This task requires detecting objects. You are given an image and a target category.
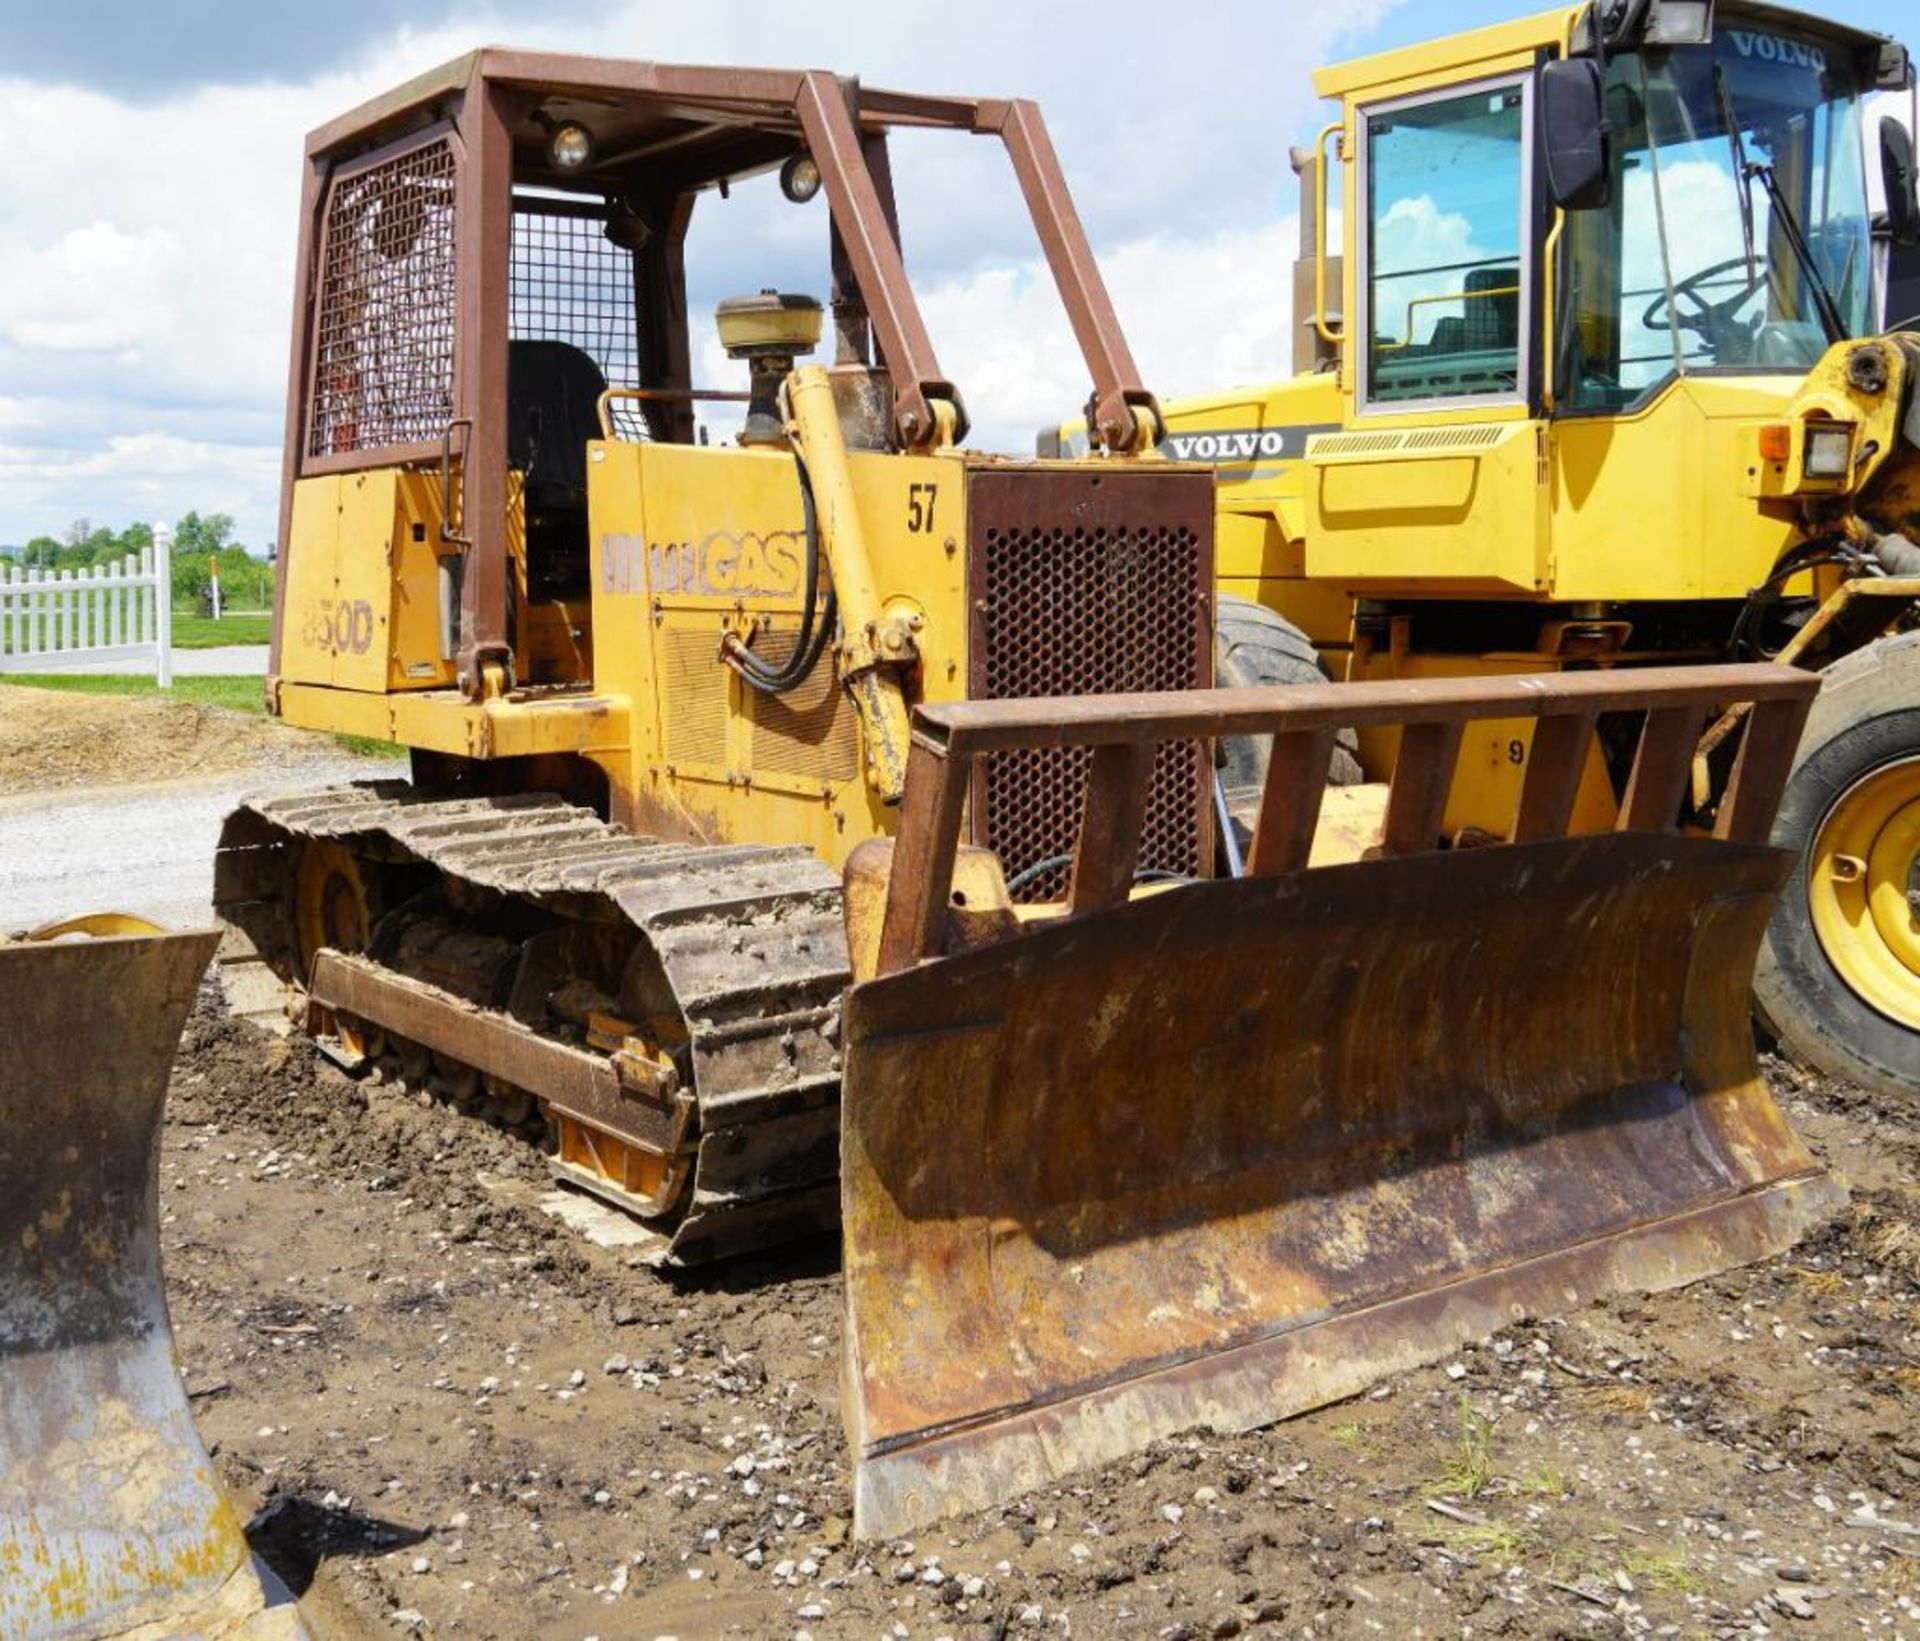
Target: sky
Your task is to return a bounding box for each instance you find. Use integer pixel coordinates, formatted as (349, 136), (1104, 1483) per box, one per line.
(0, 0), (1913, 548)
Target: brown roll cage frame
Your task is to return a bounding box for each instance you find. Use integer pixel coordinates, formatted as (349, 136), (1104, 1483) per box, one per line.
(270, 51), (1163, 700)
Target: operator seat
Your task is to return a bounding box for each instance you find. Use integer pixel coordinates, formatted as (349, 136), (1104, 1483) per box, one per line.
(1462, 266), (1519, 351)
(507, 339), (605, 599)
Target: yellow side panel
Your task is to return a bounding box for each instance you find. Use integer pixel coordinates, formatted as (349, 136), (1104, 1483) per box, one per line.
(1305, 422), (1549, 594)
(1160, 373), (1354, 653)
(388, 472), (459, 692)
(1549, 376), (1803, 603)
(281, 469), (462, 694)
(1349, 652), (1619, 838)
(280, 477), (345, 688)
(328, 471), (403, 693)
(585, 438), (968, 868)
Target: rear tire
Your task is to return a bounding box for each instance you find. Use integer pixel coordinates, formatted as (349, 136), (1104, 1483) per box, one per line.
(1753, 630), (1920, 1100)
(1214, 596), (1363, 793)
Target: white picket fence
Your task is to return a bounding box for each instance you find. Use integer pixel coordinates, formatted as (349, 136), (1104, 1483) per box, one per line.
(0, 526), (173, 685)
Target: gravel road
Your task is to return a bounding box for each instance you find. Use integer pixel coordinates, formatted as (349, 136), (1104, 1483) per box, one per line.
(0, 755), (385, 929)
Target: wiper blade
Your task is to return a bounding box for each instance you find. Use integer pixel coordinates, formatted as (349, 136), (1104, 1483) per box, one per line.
(1713, 66), (1847, 345)
(1748, 160), (1849, 343)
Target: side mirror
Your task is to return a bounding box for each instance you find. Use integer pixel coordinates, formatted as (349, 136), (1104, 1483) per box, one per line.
(1541, 59), (1613, 212)
(1882, 117), (1920, 247)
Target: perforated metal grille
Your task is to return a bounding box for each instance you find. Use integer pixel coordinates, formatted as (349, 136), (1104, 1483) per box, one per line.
(310, 136), (458, 458)
(968, 470), (1212, 902)
(511, 200), (639, 394)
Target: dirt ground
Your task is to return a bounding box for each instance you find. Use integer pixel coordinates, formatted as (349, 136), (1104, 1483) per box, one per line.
(157, 988), (1920, 1641)
(0, 685), (311, 792)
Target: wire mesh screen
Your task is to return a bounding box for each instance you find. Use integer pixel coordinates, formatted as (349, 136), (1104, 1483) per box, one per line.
(309, 136), (458, 458)
(511, 200), (640, 409)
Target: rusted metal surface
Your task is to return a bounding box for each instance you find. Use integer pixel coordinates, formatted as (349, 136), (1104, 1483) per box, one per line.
(269, 152), (326, 687)
(885, 662), (1816, 964)
(0, 922), (306, 1638)
(966, 464), (1215, 903)
(309, 949), (694, 1168)
(1691, 575), (1920, 793)
(216, 787), (848, 1265)
(842, 663), (1834, 1537)
(795, 72), (962, 449)
(455, 76), (515, 698)
(991, 99), (1160, 455)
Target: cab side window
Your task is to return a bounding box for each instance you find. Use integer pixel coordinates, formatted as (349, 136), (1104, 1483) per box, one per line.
(1361, 79), (1530, 408)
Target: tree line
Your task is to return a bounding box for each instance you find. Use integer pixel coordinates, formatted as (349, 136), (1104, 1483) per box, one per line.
(8, 515), (274, 610)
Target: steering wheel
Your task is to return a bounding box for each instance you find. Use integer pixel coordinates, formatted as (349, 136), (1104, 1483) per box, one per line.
(1641, 256), (1769, 342)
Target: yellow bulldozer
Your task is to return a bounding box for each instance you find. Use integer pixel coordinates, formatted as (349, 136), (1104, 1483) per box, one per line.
(194, 50), (1841, 1538)
(1055, 0), (1920, 1097)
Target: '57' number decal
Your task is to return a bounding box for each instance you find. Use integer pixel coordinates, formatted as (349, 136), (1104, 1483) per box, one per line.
(905, 482), (938, 534)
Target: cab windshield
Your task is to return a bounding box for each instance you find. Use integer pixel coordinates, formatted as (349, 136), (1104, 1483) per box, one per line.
(1563, 23), (1875, 411)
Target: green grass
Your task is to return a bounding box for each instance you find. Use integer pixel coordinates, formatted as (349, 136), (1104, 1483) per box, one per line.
(1425, 1394), (1497, 1501)
(168, 611), (272, 648)
(0, 672), (406, 760)
(1622, 1546), (1704, 1595)
(1, 672), (266, 712)
(1446, 1522), (1535, 1564)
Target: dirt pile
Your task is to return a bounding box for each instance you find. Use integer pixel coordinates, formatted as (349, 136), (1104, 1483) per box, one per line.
(0, 685), (307, 792)
(158, 994), (1920, 1638)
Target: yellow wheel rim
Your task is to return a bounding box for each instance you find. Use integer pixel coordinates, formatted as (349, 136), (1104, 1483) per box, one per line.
(292, 840), (383, 1059)
(1808, 756), (1920, 1031)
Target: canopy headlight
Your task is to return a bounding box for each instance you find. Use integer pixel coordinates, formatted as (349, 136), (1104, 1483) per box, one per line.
(780, 153), (823, 204)
(548, 120), (596, 174)
(1803, 424), (1854, 480)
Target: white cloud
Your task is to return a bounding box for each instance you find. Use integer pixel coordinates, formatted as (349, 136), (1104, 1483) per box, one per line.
(0, 0), (1405, 543)
(0, 432), (280, 540)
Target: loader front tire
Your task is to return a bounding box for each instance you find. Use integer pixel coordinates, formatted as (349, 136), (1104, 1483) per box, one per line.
(1214, 596), (1363, 793)
(1754, 630), (1920, 1101)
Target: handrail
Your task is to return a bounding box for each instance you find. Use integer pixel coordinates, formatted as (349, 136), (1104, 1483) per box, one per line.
(1313, 122), (1347, 348)
(872, 663), (1820, 975)
(596, 386), (752, 441)
(1376, 285), (1521, 352)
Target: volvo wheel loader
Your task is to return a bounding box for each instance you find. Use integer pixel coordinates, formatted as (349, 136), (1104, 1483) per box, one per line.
(1059, 0), (1920, 1098)
(207, 51), (1838, 1535)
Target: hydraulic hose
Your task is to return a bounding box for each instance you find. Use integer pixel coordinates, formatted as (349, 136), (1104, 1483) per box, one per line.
(728, 454), (840, 696)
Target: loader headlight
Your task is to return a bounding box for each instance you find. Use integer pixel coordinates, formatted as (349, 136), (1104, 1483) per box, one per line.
(547, 120), (597, 174)
(1643, 1), (1713, 47)
(1804, 424), (1854, 480)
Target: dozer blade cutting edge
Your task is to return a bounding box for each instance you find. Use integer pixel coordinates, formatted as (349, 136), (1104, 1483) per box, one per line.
(0, 915), (306, 1640)
(839, 664), (1844, 1538)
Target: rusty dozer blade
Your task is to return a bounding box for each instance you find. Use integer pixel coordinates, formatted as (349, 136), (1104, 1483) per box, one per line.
(840, 664), (1844, 1538)
(0, 916), (306, 1640)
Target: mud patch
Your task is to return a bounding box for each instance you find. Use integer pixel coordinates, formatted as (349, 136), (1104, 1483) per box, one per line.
(160, 998), (1920, 1638)
(0, 685), (310, 792)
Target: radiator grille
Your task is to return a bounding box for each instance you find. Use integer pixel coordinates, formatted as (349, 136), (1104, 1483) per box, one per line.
(968, 469), (1213, 901)
(749, 630), (858, 783)
(663, 628), (729, 768)
(310, 133), (458, 458)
